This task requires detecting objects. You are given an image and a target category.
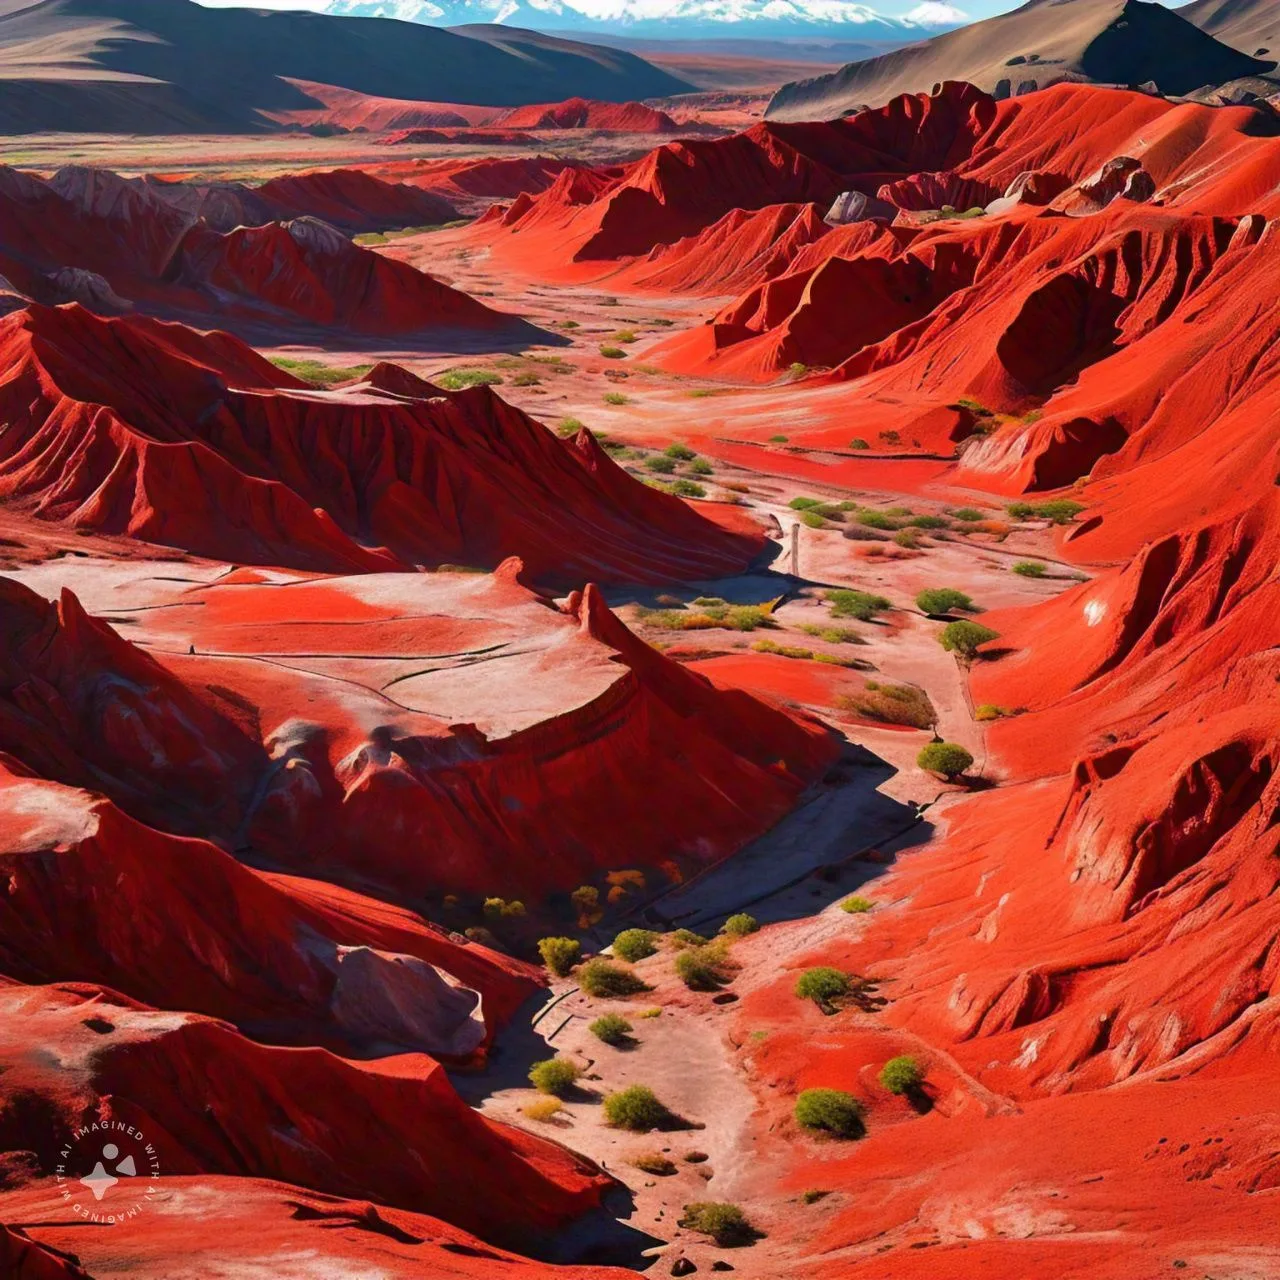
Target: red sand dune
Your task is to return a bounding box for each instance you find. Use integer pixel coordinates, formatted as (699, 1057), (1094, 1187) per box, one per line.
(495, 96), (683, 132)
(0, 303), (760, 580)
(0, 166), (503, 337)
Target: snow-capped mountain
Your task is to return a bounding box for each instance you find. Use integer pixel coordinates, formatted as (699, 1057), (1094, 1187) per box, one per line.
(323, 0), (968, 39)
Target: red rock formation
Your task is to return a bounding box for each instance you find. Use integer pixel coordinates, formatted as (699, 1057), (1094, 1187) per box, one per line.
(0, 166), (507, 337)
(495, 97), (682, 132)
(0, 304), (760, 580)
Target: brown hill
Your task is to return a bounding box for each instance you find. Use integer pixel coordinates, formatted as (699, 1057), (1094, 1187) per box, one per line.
(1180, 0), (1280, 58)
(0, 0), (691, 134)
(766, 0), (1273, 121)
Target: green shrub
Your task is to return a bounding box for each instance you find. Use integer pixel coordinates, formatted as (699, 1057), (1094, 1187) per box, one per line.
(798, 510), (826, 529)
(839, 681), (936, 730)
(670, 929), (707, 949)
(950, 507), (985, 522)
(688, 458), (713, 475)
(840, 896), (873, 914)
(1012, 560), (1047, 577)
(1034, 499), (1085, 524)
(675, 946), (727, 991)
(788, 362), (809, 379)
(826, 589), (891, 621)
(679, 1202), (759, 1246)
(939, 620), (999, 659)
(769, 434), (789, 443)
(917, 742), (974, 779)
(794, 1088), (866, 1139)
(612, 330), (638, 343)
(671, 479), (706, 498)
(589, 1013), (634, 1046)
(269, 357), (374, 386)
(632, 1152), (676, 1175)
(528, 1057), (581, 1096)
(789, 496), (822, 510)
(721, 913), (759, 937)
(578, 958), (650, 998)
(613, 928), (659, 963)
(879, 1055), (924, 1095)
(600, 345), (627, 359)
(849, 438), (870, 450)
(437, 368), (503, 390)
(603, 392), (629, 405)
(664, 443), (696, 460)
(556, 417), (584, 437)
(908, 514), (951, 530)
(537, 936), (581, 977)
(511, 372), (540, 386)
(645, 455), (677, 474)
(974, 704), (1004, 721)
(894, 528), (922, 549)
(603, 1085), (672, 1131)
(802, 1188), (831, 1204)
(856, 510), (899, 530)
(916, 588), (975, 615)
(483, 897), (526, 919)
(794, 967), (851, 1005)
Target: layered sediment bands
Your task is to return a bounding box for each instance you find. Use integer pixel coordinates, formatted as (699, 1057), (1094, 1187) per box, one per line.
(494, 97), (683, 132)
(0, 304), (761, 580)
(0, 165), (511, 336)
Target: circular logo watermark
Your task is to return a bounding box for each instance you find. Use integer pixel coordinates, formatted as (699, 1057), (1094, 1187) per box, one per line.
(54, 1119), (161, 1224)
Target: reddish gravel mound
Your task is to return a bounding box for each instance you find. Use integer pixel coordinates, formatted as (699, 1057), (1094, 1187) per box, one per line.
(496, 96), (682, 132)
(0, 166), (507, 337)
(0, 303), (759, 580)
(377, 127), (533, 146)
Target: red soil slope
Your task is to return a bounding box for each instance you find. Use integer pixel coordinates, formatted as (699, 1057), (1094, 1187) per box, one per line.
(690, 79), (1280, 1278)
(0, 166), (504, 337)
(0, 304), (760, 581)
(262, 78), (501, 131)
(495, 97), (683, 132)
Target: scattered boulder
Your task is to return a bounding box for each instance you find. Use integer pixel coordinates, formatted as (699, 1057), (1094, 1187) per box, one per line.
(825, 190), (895, 225)
(671, 1256), (697, 1276)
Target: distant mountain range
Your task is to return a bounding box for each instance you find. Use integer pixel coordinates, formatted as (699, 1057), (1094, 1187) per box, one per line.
(323, 0), (967, 40)
(766, 0), (1276, 120)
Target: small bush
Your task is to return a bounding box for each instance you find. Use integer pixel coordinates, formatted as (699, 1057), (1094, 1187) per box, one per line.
(664, 443), (696, 460)
(612, 330), (638, 343)
(632, 1152), (677, 1175)
(570, 884), (601, 926)
(840, 896), (873, 914)
(679, 1202), (759, 1247)
(1012, 560), (1047, 577)
(769, 434), (789, 443)
(537, 936), (581, 977)
(613, 928), (659, 963)
(794, 967), (851, 1005)
(437, 368), (503, 390)
(600, 345), (627, 359)
(1035, 499), (1085, 524)
(788, 362), (809, 379)
(721, 913), (759, 937)
(798, 510), (826, 529)
(637, 1006), (663, 1019)
(839, 682), (936, 730)
(589, 1013), (634, 1046)
(556, 417), (584, 437)
(826, 589), (891, 621)
(917, 742), (974, 779)
(603, 392), (629, 405)
(688, 458), (713, 475)
(857, 509), (900, 530)
(916, 588), (975, 615)
(894, 528), (922, 549)
(483, 897), (526, 919)
(909, 514), (951, 530)
(675, 945), (728, 991)
(789, 496), (822, 510)
(939, 620), (999, 659)
(950, 507), (985, 522)
(511, 372), (540, 386)
(522, 1097), (564, 1122)
(603, 1085), (672, 1131)
(670, 929), (707, 949)
(528, 1057), (581, 1096)
(974, 703), (1005, 721)
(578, 958), (650, 998)
(645, 454), (677, 474)
(879, 1055), (924, 1095)
(270, 357), (374, 386)
(671, 479), (706, 498)
(849, 438), (870, 450)
(794, 1088), (866, 1139)
(802, 1188), (832, 1204)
